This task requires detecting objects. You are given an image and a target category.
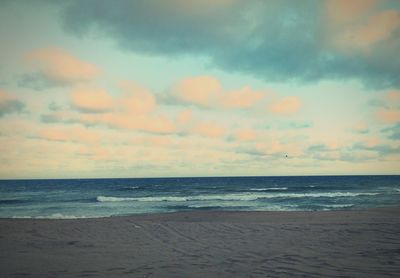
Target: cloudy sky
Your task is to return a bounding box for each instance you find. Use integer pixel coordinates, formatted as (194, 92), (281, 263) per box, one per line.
(0, 0), (399, 178)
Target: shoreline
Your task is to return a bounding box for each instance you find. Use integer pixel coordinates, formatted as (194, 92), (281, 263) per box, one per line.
(1, 207), (399, 277)
(2, 205), (399, 221)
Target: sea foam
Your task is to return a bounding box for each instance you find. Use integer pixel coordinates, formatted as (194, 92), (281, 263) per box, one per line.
(249, 187), (288, 191)
(96, 192), (379, 203)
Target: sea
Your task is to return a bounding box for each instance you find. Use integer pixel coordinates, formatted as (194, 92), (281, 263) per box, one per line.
(0, 175), (399, 219)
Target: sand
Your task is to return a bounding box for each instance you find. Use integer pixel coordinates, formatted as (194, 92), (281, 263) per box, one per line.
(1, 207), (399, 277)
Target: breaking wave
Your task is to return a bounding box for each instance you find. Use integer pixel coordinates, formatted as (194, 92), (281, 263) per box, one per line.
(12, 213), (88, 219)
(249, 187), (288, 191)
(97, 192), (379, 203)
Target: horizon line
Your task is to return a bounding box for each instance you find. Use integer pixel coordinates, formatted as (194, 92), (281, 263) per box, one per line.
(1, 173), (399, 181)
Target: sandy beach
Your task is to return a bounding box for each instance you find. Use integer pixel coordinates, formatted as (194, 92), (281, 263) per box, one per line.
(1, 208), (399, 277)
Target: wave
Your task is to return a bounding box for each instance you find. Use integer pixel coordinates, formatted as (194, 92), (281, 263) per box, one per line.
(97, 192), (378, 203)
(249, 187), (288, 191)
(320, 204), (354, 208)
(97, 196), (188, 202)
(118, 186), (140, 191)
(12, 213), (88, 219)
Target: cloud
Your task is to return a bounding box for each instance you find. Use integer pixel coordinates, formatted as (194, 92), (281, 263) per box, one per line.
(352, 122), (369, 134)
(374, 90), (400, 123)
(48, 102), (63, 111)
(368, 98), (388, 108)
(385, 90), (400, 101)
(170, 76), (265, 109)
(324, 0), (379, 27)
(352, 141), (400, 156)
(0, 90), (25, 117)
(307, 144), (334, 153)
(304, 142), (374, 162)
(78, 113), (176, 134)
(233, 129), (257, 141)
(24, 47), (100, 87)
(237, 139), (298, 158)
(37, 126), (99, 143)
(41, 113), (71, 124)
(119, 81), (156, 115)
(175, 109), (193, 126)
(191, 122), (225, 138)
(381, 123), (400, 140)
(325, 1), (400, 51)
(269, 96), (301, 114)
(57, 0), (400, 88)
(220, 86), (265, 109)
(132, 135), (172, 147)
(71, 87), (114, 113)
(377, 108), (400, 123)
(305, 139), (400, 162)
(284, 121), (313, 129)
(39, 81), (176, 134)
(173, 76), (220, 107)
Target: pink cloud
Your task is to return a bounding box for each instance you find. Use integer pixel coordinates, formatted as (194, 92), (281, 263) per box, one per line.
(38, 126), (99, 143)
(132, 136), (172, 147)
(375, 90), (400, 123)
(79, 113), (176, 134)
(353, 121), (369, 133)
(0, 90), (17, 102)
(336, 10), (400, 49)
(71, 87), (114, 113)
(119, 81), (156, 115)
(377, 109), (400, 123)
(26, 47), (100, 85)
(385, 90), (400, 102)
(255, 140), (284, 155)
(234, 129), (257, 141)
(324, 1), (400, 51)
(192, 122), (225, 138)
(364, 137), (380, 148)
(174, 76), (221, 107)
(325, 0), (379, 27)
(172, 76), (266, 109)
(269, 96), (301, 115)
(66, 81), (176, 134)
(176, 109), (193, 125)
(219, 86), (264, 109)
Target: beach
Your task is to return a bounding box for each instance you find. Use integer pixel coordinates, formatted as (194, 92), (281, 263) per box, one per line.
(1, 207), (399, 277)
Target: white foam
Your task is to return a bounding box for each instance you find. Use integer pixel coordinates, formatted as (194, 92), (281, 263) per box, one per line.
(12, 213), (88, 219)
(97, 191), (378, 203)
(97, 195), (188, 202)
(249, 187), (288, 191)
(320, 204), (354, 208)
(188, 202), (252, 208)
(188, 203), (292, 211)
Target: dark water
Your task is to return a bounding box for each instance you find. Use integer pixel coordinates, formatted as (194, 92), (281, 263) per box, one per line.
(0, 175), (399, 218)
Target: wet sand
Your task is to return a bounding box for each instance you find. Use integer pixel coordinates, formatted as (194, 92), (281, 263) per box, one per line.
(1, 208), (399, 277)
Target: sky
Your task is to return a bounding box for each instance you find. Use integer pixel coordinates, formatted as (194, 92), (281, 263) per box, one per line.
(0, 0), (399, 179)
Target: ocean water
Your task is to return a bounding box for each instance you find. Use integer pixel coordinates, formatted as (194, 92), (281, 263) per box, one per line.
(0, 175), (399, 219)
